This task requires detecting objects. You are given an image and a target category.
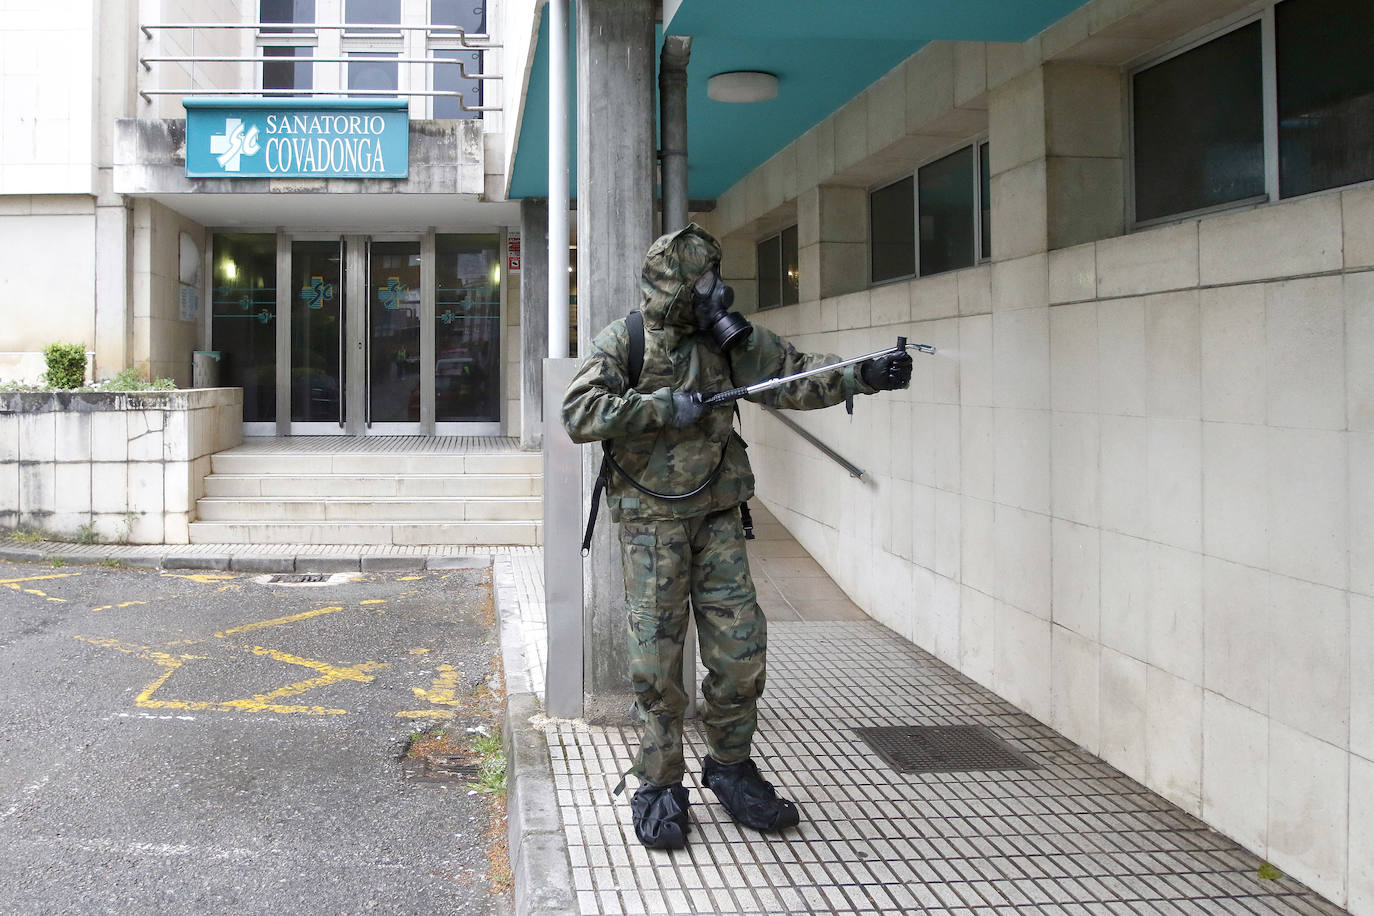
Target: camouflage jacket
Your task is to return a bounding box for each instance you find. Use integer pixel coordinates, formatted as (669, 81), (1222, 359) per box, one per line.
(561, 223), (873, 522)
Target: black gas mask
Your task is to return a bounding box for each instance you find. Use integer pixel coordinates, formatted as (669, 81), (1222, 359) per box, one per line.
(691, 267), (752, 352)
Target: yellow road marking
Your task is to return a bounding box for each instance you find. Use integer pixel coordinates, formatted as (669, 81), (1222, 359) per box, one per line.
(398, 576), (425, 581)
(409, 647), (430, 655)
(360, 599), (386, 606)
(243, 645), (384, 683)
(0, 574), (81, 585)
(75, 635), (204, 661)
(396, 665), (466, 718)
(215, 606), (344, 638)
(160, 573), (237, 584)
(2, 573), (78, 603)
(411, 664), (462, 706)
(92, 600), (147, 614)
(76, 635), (386, 717)
(237, 648), (386, 707)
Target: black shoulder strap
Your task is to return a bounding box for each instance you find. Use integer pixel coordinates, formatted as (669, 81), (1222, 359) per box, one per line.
(626, 309), (645, 389)
(581, 309), (646, 555)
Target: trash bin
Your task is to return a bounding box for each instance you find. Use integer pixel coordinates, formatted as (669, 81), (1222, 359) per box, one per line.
(192, 350), (221, 388)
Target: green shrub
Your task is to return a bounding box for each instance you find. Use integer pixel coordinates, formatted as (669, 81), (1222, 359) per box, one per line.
(98, 368), (177, 391)
(43, 343), (87, 389)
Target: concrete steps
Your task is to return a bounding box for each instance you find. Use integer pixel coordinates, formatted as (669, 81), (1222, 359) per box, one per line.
(190, 444), (543, 546)
(187, 521), (540, 546)
(203, 474), (542, 498)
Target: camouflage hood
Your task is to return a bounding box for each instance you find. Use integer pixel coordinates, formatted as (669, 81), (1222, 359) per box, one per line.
(639, 223), (721, 332)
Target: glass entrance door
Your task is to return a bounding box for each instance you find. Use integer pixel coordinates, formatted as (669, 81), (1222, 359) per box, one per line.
(213, 230), (503, 436)
(366, 240), (422, 430)
(434, 234), (501, 426)
(290, 239), (345, 431)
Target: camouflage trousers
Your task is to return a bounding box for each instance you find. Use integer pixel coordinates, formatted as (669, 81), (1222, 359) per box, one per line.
(619, 508), (767, 787)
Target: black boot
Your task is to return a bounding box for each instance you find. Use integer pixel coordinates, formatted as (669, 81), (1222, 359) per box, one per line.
(630, 783), (691, 850)
(701, 756), (800, 832)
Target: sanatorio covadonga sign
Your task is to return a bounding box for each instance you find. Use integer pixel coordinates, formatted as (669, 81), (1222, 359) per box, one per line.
(183, 98), (409, 179)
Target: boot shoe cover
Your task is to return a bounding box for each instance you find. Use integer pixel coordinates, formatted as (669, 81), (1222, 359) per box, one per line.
(702, 756), (800, 832)
(630, 783), (691, 850)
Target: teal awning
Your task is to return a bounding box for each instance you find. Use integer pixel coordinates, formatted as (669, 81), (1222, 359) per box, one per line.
(508, 0), (1088, 201)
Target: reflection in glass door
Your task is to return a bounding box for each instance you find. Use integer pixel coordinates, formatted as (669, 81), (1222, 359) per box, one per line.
(367, 241), (422, 425)
(212, 231), (503, 435)
(211, 233), (277, 424)
(290, 240), (344, 427)
(434, 234), (500, 423)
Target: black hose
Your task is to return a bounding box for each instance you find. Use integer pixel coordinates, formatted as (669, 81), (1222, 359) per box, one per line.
(603, 439), (731, 501)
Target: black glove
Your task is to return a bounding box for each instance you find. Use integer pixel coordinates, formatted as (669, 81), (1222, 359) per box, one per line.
(860, 351), (913, 391)
(670, 391), (705, 428)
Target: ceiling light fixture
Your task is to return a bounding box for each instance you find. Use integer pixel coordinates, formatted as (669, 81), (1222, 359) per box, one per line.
(707, 71), (778, 104)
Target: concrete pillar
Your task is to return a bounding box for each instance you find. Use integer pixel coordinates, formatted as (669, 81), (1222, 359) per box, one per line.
(547, 0), (571, 361)
(93, 200), (132, 380)
(576, 0), (656, 720)
(988, 61), (1124, 258)
(130, 198), (153, 376)
(93, 0), (136, 380)
(520, 197), (550, 449)
(798, 184), (867, 301)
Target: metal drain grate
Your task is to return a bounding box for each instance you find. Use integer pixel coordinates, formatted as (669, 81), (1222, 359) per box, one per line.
(267, 574), (329, 584)
(854, 724), (1036, 774)
(401, 754), (481, 783)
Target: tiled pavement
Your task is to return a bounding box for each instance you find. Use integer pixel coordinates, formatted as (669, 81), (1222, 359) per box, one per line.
(497, 506), (1347, 916)
(0, 505), (1347, 915)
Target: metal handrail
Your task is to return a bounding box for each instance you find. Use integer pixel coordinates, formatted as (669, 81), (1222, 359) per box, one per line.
(137, 20), (500, 111)
(761, 406), (867, 480)
(139, 55), (501, 80)
(140, 22), (500, 49)
(138, 88), (499, 111)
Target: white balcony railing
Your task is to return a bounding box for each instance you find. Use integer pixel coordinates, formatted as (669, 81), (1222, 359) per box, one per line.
(138, 21), (502, 116)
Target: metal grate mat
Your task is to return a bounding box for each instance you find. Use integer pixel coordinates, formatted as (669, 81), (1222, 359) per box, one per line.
(854, 724), (1037, 774)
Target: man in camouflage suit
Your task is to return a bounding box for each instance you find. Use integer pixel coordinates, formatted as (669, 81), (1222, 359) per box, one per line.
(562, 223), (911, 850)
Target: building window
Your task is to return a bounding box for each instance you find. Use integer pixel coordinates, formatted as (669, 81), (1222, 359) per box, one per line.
(345, 0), (401, 32)
(1132, 22), (1264, 223)
(260, 0), (314, 29)
(1275, 0), (1374, 198)
(756, 226), (799, 310)
(870, 141), (990, 284)
(259, 0), (314, 94)
(348, 52), (399, 97)
(430, 1), (487, 118)
(979, 141), (992, 259)
(263, 47), (313, 95)
(919, 147), (977, 276)
(870, 176), (915, 283)
(1131, 0), (1374, 224)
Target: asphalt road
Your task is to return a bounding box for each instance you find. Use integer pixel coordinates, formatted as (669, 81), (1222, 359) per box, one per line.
(0, 557), (511, 916)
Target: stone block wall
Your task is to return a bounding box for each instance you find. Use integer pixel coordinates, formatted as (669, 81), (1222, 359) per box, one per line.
(738, 188), (1374, 915)
(0, 388), (243, 543)
(700, 0), (1374, 909)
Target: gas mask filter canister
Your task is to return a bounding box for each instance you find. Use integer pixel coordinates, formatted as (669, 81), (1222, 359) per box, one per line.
(691, 268), (752, 352)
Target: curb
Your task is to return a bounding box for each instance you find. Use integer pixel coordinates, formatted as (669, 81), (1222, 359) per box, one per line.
(0, 544), (490, 575)
(492, 558), (576, 916)
(504, 692), (577, 916)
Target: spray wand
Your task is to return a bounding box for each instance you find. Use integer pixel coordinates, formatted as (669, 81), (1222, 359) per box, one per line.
(701, 337), (935, 408)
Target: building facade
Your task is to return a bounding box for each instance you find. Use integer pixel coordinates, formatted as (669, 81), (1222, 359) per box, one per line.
(2, 0), (1372, 911)
(1, 0), (527, 438)
(507, 0), (1372, 911)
